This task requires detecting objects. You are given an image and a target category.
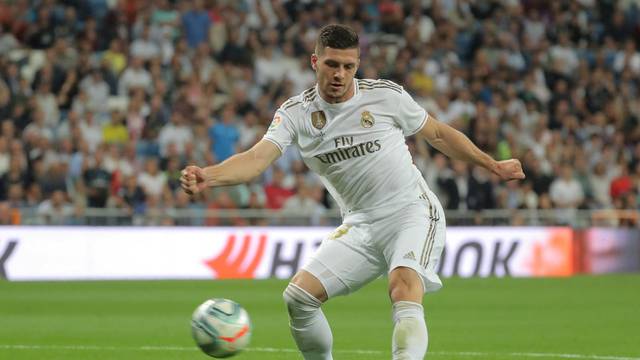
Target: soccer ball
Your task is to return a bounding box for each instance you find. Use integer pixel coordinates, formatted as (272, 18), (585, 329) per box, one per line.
(191, 298), (252, 358)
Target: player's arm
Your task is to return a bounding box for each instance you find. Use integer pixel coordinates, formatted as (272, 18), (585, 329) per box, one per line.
(180, 139), (281, 195)
(418, 114), (525, 181)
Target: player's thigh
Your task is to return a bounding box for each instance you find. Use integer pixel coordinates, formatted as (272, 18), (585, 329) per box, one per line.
(290, 269), (328, 303)
(382, 199), (446, 293)
(302, 224), (384, 298)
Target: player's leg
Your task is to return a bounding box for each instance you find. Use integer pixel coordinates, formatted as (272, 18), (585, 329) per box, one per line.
(283, 224), (383, 360)
(388, 267), (428, 360)
(283, 270), (332, 360)
(383, 195), (446, 360)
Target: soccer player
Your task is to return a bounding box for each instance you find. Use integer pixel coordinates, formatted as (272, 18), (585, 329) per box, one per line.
(181, 24), (525, 360)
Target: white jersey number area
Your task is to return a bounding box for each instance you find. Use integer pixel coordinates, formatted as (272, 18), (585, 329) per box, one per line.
(264, 79), (430, 222)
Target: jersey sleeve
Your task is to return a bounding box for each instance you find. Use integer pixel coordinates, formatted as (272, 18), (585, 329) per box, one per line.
(262, 109), (296, 153)
(395, 88), (428, 136)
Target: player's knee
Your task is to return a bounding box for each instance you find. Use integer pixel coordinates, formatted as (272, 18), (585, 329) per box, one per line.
(389, 274), (422, 303)
(389, 283), (411, 302)
(283, 283), (322, 318)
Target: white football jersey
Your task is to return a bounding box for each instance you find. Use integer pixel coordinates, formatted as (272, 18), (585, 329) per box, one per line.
(263, 78), (431, 223)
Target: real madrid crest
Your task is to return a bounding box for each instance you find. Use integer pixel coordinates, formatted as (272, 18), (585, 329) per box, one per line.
(311, 111), (327, 130)
(361, 111), (375, 128)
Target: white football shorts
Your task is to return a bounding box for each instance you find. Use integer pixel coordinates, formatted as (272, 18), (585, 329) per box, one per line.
(302, 191), (446, 298)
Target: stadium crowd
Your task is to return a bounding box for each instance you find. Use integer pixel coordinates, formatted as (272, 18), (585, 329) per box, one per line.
(0, 0), (639, 226)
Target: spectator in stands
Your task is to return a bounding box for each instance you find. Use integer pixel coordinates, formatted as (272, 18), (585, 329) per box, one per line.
(54, 7), (81, 42)
(165, 156), (184, 192)
(467, 166), (495, 211)
(103, 143), (134, 180)
(41, 161), (68, 197)
(143, 94), (171, 139)
(0, 77), (11, 119)
(36, 189), (73, 225)
(52, 38), (79, 73)
(0, 201), (12, 225)
(205, 190), (243, 226)
(33, 52), (66, 92)
(158, 112), (193, 157)
(125, 89), (147, 142)
(264, 166), (294, 210)
(0, 25), (18, 54)
(2, 62), (21, 100)
(520, 180), (539, 210)
(82, 149), (111, 209)
(218, 27), (252, 67)
(237, 111), (262, 152)
(80, 69), (110, 115)
(208, 105), (239, 163)
(152, 0), (180, 40)
(182, 0), (211, 48)
(141, 194), (167, 226)
(189, 123), (213, 165)
(550, 164), (585, 209)
(102, 110), (129, 146)
(26, 7), (56, 49)
(118, 57), (152, 96)
(610, 163), (633, 200)
(243, 187), (267, 226)
(56, 68), (79, 112)
(23, 108), (54, 144)
(6, 182), (25, 208)
(103, 39), (127, 75)
(0, 157), (27, 201)
(0, 137), (9, 177)
(436, 156), (458, 210)
(131, 24), (160, 61)
(0, 119), (15, 142)
(613, 39), (640, 75)
(79, 111), (103, 152)
(137, 158), (167, 198)
(172, 189), (204, 226)
(281, 180), (327, 226)
(116, 175), (146, 215)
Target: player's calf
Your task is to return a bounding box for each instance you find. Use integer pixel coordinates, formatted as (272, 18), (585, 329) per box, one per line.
(389, 267), (428, 359)
(392, 301), (428, 360)
(283, 283), (333, 360)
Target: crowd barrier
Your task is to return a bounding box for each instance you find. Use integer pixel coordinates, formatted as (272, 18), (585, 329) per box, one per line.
(0, 227), (638, 281)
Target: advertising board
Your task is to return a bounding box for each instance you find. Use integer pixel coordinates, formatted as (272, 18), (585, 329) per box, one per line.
(0, 226), (579, 281)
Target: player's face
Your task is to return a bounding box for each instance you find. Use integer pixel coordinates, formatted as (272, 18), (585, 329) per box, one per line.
(312, 47), (359, 103)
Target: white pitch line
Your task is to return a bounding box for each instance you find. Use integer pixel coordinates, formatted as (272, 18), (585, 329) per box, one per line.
(0, 344), (638, 360)
(507, 352), (640, 360)
(430, 351), (640, 360)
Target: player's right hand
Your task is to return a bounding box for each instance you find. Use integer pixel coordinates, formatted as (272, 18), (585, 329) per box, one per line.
(180, 165), (207, 196)
(493, 159), (526, 181)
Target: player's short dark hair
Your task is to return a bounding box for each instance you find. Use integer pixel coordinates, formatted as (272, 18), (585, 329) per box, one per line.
(315, 24), (359, 54)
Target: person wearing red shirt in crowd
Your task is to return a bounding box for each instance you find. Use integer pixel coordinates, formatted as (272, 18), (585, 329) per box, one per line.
(264, 166), (294, 210)
(610, 164), (632, 199)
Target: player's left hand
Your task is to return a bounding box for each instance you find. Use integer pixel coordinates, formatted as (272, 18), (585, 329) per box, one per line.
(493, 159), (525, 181)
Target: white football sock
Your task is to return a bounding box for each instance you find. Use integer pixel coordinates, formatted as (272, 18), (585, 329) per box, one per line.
(283, 283), (333, 360)
(392, 301), (428, 360)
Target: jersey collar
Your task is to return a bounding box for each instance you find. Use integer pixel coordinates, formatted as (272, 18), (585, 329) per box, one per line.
(315, 78), (360, 109)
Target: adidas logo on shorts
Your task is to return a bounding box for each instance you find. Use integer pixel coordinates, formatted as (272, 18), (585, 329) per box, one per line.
(403, 251), (417, 261)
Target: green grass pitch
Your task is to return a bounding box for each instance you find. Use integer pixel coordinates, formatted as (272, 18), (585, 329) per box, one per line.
(1, 275), (639, 360)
